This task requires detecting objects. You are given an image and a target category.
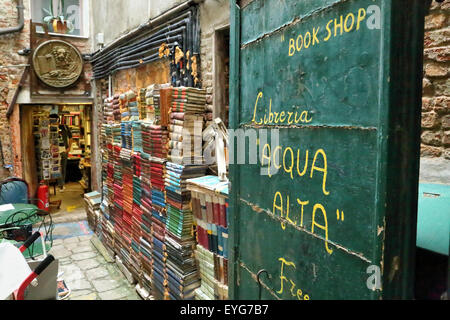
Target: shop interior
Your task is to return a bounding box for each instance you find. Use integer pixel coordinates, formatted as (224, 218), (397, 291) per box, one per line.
(24, 104), (92, 218)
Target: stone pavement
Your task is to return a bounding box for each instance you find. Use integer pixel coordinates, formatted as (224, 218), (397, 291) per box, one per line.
(49, 234), (142, 300)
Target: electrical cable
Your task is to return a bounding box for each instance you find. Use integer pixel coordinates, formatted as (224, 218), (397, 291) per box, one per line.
(0, 207), (54, 260)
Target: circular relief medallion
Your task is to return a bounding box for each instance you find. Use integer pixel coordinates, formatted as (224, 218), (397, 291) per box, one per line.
(32, 40), (83, 88)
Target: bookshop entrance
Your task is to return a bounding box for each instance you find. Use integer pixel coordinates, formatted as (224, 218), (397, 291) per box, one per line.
(20, 103), (93, 220)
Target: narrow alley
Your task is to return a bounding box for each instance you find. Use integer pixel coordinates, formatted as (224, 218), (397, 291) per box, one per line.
(0, 0), (448, 305)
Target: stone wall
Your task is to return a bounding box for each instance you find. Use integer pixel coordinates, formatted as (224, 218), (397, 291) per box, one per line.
(198, 0), (229, 119)
(420, 0), (450, 183)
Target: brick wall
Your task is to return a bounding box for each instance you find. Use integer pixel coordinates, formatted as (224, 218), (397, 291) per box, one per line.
(0, 0), (30, 178)
(422, 0), (450, 160)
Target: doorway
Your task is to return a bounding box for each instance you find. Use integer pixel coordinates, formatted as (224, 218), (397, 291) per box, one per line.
(20, 104), (93, 222)
(213, 26), (230, 128)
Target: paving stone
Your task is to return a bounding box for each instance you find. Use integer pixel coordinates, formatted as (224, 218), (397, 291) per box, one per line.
(105, 264), (126, 281)
(98, 287), (130, 300)
(66, 279), (92, 291)
(85, 266), (109, 281)
(91, 236), (115, 263)
(71, 251), (97, 261)
(60, 265), (85, 282)
(49, 246), (72, 259)
(125, 292), (142, 300)
(70, 290), (93, 299)
(63, 237), (79, 244)
(92, 279), (122, 293)
(95, 254), (107, 265)
(71, 244), (95, 254)
(70, 292), (98, 300)
(77, 259), (100, 270)
(64, 242), (79, 250)
(52, 239), (64, 246)
(78, 240), (93, 247)
(78, 235), (93, 242)
(59, 258), (72, 265)
(60, 264), (82, 274)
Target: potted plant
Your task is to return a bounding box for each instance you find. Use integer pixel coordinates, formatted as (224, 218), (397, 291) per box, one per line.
(42, 0), (74, 34)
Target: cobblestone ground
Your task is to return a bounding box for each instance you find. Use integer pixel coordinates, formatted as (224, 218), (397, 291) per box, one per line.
(49, 235), (141, 300)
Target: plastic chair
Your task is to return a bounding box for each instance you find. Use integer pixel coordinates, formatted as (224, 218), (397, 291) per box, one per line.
(0, 177), (30, 205)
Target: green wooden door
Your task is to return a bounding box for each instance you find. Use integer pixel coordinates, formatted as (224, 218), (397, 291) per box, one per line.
(229, 0), (427, 300)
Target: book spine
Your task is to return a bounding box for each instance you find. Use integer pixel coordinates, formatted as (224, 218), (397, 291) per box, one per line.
(217, 226), (224, 257)
(211, 224), (218, 255)
(205, 194), (213, 223)
(199, 193), (207, 222)
(207, 223), (212, 252)
(222, 228), (229, 259)
(219, 197), (226, 227)
(213, 195), (220, 225)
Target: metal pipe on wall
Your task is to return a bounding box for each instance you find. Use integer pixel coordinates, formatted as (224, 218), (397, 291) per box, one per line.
(90, 12), (193, 66)
(91, 4), (201, 87)
(0, 0), (25, 36)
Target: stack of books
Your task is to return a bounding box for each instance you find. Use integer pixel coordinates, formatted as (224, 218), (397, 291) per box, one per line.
(148, 124), (169, 158)
(132, 153), (142, 206)
(111, 145), (124, 256)
(119, 91), (135, 122)
(145, 84), (159, 123)
(139, 151), (153, 296)
(168, 113), (204, 165)
(141, 123), (152, 155)
(140, 152), (152, 218)
(95, 86), (224, 300)
(120, 148), (134, 252)
(112, 145), (123, 222)
(132, 152), (143, 252)
(103, 97), (114, 124)
(112, 123), (122, 146)
(194, 245), (215, 300)
(128, 90), (140, 121)
(121, 121), (133, 149)
(165, 235), (200, 300)
(100, 200), (115, 258)
(104, 140), (114, 205)
(84, 191), (102, 233)
(151, 226), (168, 299)
(132, 121), (143, 153)
(172, 87), (207, 114)
(167, 87), (206, 165)
(100, 126), (115, 257)
(159, 86), (172, 126)
(194, 245), (227, 300)
(139, 231), (153, 296)
(112, 94), (121, 122)
(150, 156), (168, 299)
(186, 175), (229, 300)
(164, 162), (207, 300)
(150, 157), (166, 214)
(139, 88), (147, 120)
(130, 154), (143, 280)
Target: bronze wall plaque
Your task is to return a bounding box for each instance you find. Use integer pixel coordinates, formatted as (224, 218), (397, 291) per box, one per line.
(32, 40), (83, 88)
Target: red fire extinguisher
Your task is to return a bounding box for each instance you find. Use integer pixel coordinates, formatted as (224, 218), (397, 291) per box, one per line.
(37, 181), (49, 212)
